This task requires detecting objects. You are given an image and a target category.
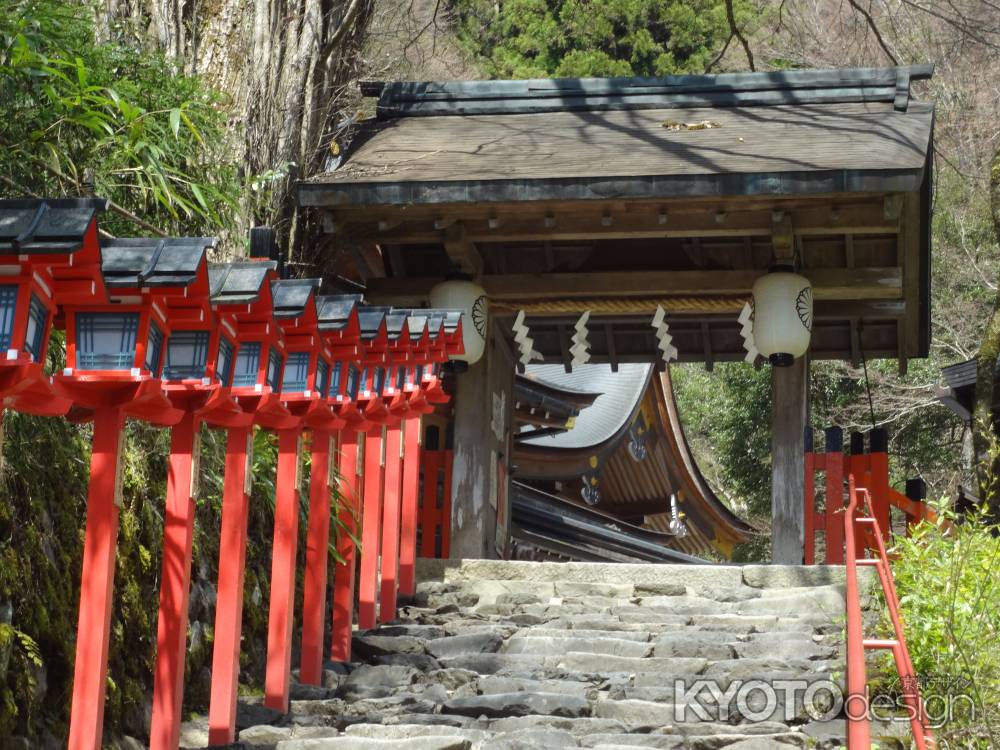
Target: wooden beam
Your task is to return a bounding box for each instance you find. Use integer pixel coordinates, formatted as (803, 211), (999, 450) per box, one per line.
(327, 193), (888, 222)
(771, 210), (795, 262)
(366, 267), (903, 305)
(701, 322), (714, 372)
(605, 323), (619, 372)
(339, 200), (896, 245)
(741, 236), (754, 269)
(849, 318), (861, 367)
(610, 496), (673, 519)
(884, 193), (904, 221)
(558, 324), (572, 374)
(900, 192), (921, 359)
(443, 223), (484, 276)
(897, 319), (909, 375)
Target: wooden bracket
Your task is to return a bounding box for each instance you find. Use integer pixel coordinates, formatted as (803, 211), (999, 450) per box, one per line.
(444, 223), (484, 276)
(883, 194), (904, 221)
(771, 210), (795, 263)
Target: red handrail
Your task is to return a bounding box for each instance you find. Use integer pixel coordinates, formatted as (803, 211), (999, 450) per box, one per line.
(844, 474), (936, 749)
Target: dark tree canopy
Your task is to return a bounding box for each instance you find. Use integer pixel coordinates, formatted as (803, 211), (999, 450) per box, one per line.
(451, 0), (757, 78)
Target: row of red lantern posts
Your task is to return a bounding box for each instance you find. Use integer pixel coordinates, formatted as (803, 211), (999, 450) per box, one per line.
(0, 199), (464, 750)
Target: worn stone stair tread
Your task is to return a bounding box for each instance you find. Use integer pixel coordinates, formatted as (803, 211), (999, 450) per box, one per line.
(504, 636), (653, 657)
(511, 627), (653, 642)
(443, 691), (591, 718)
(183, 560), (854, 750)
(275, 737), (473, 749)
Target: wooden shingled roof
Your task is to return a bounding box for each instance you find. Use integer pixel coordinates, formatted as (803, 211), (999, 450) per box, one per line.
(513, 363), (754, 559)
(300, 66), (934, 206)
(300, 66), (935, 368)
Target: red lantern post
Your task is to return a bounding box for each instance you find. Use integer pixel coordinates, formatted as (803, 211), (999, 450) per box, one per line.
(148, 251), (252, 750)
(395, 310), (460, 598)
(325, 296), (371, 663)
(375, 310), (419, 624)
(58, 237), (221, 750)
(204, 259), (294, 746)
(263, 277), (328, 713)
(300, 295), (361, 683)
(353, 308), (392, 630)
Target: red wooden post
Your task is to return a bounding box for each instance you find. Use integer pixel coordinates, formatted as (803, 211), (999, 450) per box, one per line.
(330, 431), (361, 662)
(358, 426), (384, 629)
(149, 411), (199, 750)
(208, 425), (253, 746)
(379, 422), (404, 623)
(300, 431), (333, 685)
(803, 426), (815, 565)
(824, 427), (845, 564)
(398, 416), (422, 597)
(67, 407), (126, 750)
(441, 447), (454, 558)
(419, 449), (441, 558)
(870, 428), (891, 540)
(848, 431), (876, 552)
(264, 429), (303, 712)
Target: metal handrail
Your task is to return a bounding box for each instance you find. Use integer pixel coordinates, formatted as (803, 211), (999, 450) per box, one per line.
(844, 473), (936, 749)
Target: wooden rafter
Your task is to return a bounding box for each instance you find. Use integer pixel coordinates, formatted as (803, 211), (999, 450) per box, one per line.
(366, 267), (902, 306)
(345, 200), (897, 245)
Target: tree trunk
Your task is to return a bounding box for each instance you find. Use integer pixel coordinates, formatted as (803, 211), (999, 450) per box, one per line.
(972, 145), (1000, 502)
(98, 0), (373, 251)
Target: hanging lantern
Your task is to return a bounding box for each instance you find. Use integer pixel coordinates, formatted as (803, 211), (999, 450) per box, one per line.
(429, 275), (486, 365)
(750, 267), (812, 366)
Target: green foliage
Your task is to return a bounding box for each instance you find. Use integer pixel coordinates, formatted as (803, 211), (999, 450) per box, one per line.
(0, 0), (242, 235)
(873, 504), (1000, 748)
(450, 0), (759, 78)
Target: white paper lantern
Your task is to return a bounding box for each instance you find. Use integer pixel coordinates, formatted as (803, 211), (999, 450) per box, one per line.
(430, 277), (488, 365)
(750, 269), (812, 366)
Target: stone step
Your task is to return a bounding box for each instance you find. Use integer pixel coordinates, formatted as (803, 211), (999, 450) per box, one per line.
(416, 559), (854, 589)
(502, 635), (653, 658)
(184, 560), (851, 749)
(510, 627), (653, 642)
(276, 737), (474, 750)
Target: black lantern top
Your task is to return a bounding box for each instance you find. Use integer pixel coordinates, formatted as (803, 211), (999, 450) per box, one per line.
(101, 238), (214, 289)
(0, 198), (108, 256)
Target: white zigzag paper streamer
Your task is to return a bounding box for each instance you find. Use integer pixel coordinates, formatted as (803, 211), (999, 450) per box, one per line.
(738, 302), (759, 364)
(512, 310), (544, 366)
(651, 305), (678, 362)
(570, 310), (591, 366)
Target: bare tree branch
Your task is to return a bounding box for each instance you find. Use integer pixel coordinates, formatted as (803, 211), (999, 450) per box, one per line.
(846, 0), (900, 64)
(705, 33), (734, 73)
(725, 0), (755, 71)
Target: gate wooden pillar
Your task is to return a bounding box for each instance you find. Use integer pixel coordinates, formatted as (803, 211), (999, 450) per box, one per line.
(771, 355), (808, 564)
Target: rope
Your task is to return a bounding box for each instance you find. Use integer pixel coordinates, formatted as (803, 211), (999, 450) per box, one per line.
(490, 296), (748, 315)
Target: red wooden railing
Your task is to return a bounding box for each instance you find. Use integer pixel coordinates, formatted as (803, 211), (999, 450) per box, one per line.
(418, 421), (453, 559)
(844, 475), (936, 750)
(805, 427), (936, 564)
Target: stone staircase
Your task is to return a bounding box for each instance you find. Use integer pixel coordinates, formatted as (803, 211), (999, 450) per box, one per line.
(181, 559), (889, 750)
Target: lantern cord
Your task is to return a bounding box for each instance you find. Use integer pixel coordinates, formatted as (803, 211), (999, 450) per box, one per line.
(857, 320), (877, 431)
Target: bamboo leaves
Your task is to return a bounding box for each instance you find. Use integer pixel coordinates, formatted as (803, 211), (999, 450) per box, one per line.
(0, 0), (241, 237)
